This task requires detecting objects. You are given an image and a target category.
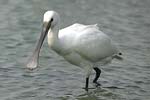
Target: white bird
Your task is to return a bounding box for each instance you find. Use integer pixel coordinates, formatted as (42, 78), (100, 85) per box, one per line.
(27, 11), (122, 91)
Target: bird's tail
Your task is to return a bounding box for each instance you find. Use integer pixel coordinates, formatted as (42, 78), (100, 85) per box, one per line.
(112, 52), (123, 60)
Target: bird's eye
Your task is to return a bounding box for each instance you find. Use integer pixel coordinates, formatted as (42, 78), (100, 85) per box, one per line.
(51, 18), (53, 22)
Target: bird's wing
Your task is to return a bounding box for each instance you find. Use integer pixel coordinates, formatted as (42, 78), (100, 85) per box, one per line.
(58, 23), (93, 51)
(58, 23), (119, 61)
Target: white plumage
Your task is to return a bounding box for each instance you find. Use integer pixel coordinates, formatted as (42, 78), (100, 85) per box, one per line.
(27, 11), (122, 91)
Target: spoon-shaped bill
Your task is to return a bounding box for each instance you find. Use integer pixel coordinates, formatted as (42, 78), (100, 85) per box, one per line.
(26, 19), (52, 69)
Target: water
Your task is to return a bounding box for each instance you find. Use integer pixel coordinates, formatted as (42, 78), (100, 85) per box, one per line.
(0, 0), (150, 100)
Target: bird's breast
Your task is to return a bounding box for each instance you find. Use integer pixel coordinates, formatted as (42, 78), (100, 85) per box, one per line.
(63, 52), (89, 67)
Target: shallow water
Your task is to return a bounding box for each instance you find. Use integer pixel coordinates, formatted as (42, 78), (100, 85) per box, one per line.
(0, 0), (150, 100)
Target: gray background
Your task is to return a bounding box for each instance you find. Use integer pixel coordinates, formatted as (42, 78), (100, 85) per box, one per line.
(0, 0), (150, 100)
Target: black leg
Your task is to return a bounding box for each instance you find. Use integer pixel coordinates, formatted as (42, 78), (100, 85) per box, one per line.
(85, 77), (89, 91)
(93, 67), (101, 87)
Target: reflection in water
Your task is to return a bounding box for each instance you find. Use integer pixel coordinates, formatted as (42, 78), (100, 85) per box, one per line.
(77, 87), (124, 100)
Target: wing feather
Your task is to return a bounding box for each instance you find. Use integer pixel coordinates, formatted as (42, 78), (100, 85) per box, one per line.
(58, 23), (118, 61)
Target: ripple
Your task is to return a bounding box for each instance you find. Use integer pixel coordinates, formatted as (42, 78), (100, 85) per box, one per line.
(0, 0), (150, 100)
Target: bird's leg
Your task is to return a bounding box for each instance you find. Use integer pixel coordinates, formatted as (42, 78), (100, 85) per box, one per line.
(85, 77), (89, 91)
(93, 67), (101, 87)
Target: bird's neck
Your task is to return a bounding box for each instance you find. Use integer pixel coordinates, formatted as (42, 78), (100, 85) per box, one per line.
(48, 26), (61, 51)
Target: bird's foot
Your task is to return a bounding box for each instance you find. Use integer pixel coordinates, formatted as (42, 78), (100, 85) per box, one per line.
(82, 87), (95, 91)
(85, 87), (88, 92)
(93, 81), (101, 87)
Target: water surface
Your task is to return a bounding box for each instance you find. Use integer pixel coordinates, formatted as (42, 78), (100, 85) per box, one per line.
(0, 0), (150, 100)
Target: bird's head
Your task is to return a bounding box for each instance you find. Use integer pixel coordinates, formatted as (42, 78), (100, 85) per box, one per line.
(43, 11), (60, 29)
(26, 11), (60, 70)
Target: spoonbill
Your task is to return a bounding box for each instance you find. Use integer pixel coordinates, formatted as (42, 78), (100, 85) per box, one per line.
(27, 11), (122, 91)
